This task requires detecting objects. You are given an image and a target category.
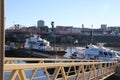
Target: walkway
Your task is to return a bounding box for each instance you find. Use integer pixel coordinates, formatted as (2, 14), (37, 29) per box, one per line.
(4, 57), (117, 80)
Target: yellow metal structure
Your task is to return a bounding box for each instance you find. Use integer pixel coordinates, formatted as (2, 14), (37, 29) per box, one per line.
(4, 57), (117, 80)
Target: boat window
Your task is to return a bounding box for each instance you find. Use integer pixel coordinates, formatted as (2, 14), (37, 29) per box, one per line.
(109, 52), (113, 57)
(104, 52), (108, 56)
(39, 43), (44, 46)
(99, 51), (104, 56)
(38, 41), (43, 43)
(28, 41), (37, 44)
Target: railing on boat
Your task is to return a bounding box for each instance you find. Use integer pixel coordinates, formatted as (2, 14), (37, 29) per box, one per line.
(4, 57), (117, 80)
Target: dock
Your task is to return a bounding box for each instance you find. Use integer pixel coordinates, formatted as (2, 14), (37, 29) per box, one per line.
(4, 57), (120, 80)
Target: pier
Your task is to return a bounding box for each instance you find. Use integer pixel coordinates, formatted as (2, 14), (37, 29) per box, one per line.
(4, 57), (119, 80)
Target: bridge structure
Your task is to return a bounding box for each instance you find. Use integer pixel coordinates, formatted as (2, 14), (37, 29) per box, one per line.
(4, 57), (117, 80)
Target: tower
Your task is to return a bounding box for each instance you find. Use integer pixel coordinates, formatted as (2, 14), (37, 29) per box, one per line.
(101, 24), (107, 31)
(82, 24), (84, 28)
(37, 20), (45, 27)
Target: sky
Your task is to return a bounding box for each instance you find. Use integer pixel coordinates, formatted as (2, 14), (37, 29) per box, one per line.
(6, 0), (120, 29)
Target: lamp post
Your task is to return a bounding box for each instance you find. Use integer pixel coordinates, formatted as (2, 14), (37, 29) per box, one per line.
(0, 0), (5, 79)
(51, 21), (54, 30)
(51, 21), (55, 45)
(51, 21), (57, 59)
